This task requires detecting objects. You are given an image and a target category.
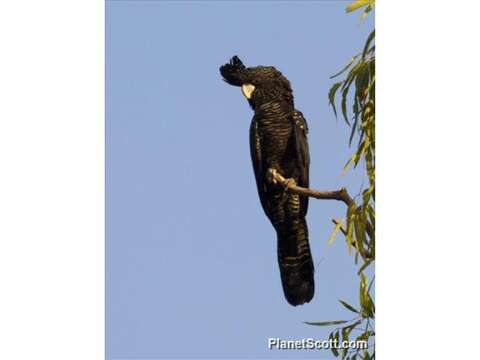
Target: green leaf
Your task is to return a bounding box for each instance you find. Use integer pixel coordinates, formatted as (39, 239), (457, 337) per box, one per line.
(304, 320), (348, 326)
(329, 82), (342, 118)
(341, 64), (357, 92)
(363, 350), (371, 360)
(330, 56), (358, 79)
(357, 330), (373, 342)
(362, 30), (375, 60)
(357, 259), (372, 275)
(358, 274), (375, 318)
(362, 4), (373, 20)
(359, 272), (368, 311)
(353, 211), (367, 258)
(346, 0), (374, 13)
(332, 331), (340, 356)
(354, 62), (369, 100)
(339, 299), (359, 314)
(354, 139), (367, 167)
(364, 289), (375, 318)
(341, 86), (350, 125)
(342, 155), (357, 175)
(367, 205), (375, 225)
(362, 188), (373, 206)
(349, 114), (359, 146)
(346, 208), (355, 254)
(328, 219), (344, 245)
(344, 319), (362, 332)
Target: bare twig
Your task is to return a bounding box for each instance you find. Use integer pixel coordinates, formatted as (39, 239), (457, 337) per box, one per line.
(267, 168), (355, 206)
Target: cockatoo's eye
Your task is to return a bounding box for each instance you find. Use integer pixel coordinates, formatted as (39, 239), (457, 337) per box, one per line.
(241, 84), (256, 99)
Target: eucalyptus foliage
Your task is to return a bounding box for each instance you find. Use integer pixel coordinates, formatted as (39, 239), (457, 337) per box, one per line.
(307, 1), (375, 359)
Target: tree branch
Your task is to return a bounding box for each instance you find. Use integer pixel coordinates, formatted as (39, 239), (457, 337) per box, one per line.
(267, 168), (354, 207)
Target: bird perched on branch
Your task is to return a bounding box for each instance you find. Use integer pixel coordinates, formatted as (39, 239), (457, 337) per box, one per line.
(219, 56), (314, 306)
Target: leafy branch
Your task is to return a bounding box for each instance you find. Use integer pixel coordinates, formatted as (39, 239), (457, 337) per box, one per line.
(304, 1), (375, 359)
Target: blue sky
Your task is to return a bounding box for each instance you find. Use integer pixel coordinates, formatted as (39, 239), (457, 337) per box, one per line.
(106, 1), (374, 359)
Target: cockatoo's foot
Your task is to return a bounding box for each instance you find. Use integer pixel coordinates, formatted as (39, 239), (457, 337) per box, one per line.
(283, 177), (297, 188)
(267, 168), (279, 185)
(282, 177), (297, 200)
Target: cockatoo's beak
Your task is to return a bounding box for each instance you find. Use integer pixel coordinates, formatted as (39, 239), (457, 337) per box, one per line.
(241, 84), (255, 99)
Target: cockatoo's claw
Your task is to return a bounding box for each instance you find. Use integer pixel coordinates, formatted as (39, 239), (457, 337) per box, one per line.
(267, 168), (278, 185)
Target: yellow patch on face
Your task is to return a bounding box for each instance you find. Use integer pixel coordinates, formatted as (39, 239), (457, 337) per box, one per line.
(241, 84), (255, 99)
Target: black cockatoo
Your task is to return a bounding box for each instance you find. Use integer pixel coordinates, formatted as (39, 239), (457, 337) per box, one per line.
(219, 56), (314, 306)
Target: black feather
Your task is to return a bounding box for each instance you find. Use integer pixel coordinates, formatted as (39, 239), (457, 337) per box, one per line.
(219, 55), (247, 86)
